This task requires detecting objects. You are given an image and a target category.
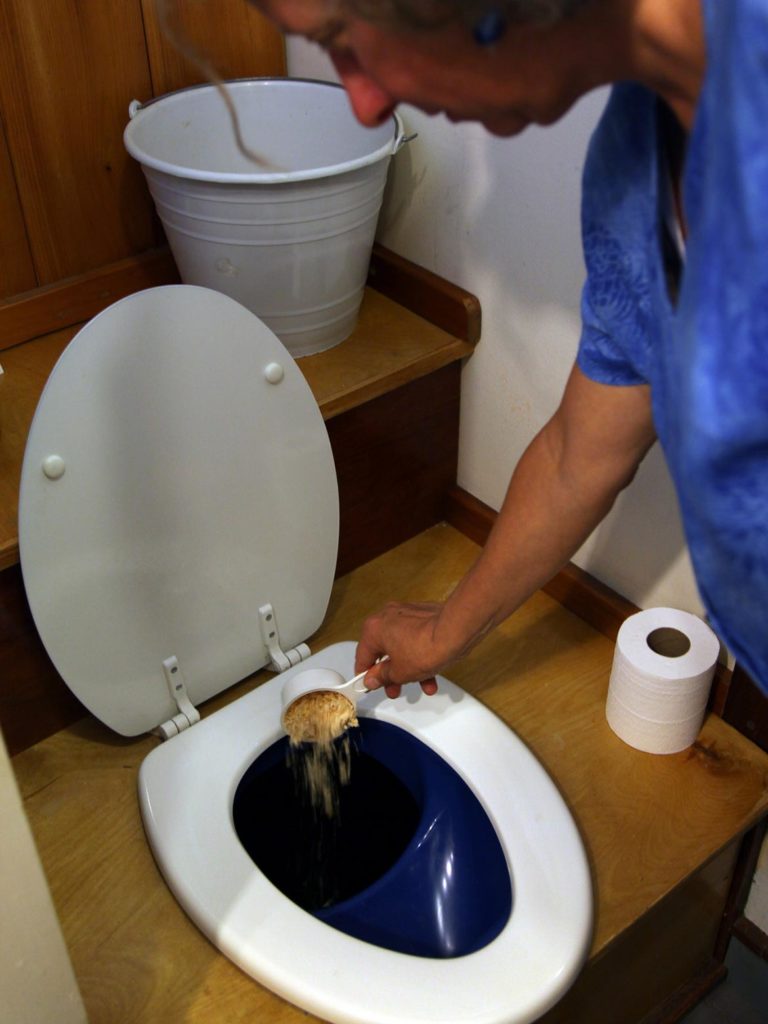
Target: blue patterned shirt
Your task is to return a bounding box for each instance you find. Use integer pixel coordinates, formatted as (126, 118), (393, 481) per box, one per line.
(577, 0), (768, 691)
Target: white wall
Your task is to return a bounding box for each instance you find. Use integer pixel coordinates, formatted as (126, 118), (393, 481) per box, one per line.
(288, 37), (703, 616)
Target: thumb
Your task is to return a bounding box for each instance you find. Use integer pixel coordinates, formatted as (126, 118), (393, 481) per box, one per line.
(362, 655), (392, 690)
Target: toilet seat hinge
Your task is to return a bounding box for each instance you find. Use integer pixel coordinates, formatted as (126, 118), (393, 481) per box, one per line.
(258, 603), (311, 673)
(155, 656), (201, 740)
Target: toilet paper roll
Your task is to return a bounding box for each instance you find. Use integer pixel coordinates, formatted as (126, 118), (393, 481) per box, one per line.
(606, 607), (720, 754)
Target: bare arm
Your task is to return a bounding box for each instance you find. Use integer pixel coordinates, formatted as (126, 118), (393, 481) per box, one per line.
(356, 363), (656, 694)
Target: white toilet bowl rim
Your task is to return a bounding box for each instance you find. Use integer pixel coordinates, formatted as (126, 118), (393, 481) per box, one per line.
(139, 641), (593, 1024)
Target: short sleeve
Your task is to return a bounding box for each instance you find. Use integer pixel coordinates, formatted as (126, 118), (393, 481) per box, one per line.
(577, 287), (648, 387)
(575, 84), (659, 389)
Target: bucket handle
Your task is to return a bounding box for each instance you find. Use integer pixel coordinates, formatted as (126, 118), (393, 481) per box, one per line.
(394, 130), (418, 154)
(128, 99), (143, 119)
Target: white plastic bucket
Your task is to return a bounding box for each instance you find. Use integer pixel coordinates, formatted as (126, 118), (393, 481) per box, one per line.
(124, 78), (407, 357)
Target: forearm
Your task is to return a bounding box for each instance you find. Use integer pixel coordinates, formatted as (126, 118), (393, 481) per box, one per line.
(356, 365), (656, 689)
(433, 418), (633, 660)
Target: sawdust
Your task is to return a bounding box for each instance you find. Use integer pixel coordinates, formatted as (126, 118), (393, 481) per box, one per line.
(284, 691), (358, 818)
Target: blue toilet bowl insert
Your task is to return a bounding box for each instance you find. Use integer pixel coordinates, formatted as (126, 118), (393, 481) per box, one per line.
(233, 718), (513, 958)
(139, 642), (593, 1024)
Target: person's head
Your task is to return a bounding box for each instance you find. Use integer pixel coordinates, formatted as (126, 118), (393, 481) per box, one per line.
(250, 0), (628, 135)
(253, 0), (704, 135)
(346, 0), (588, 31)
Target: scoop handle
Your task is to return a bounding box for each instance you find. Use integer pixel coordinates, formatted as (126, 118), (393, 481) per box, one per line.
(348, 655), (390, 693)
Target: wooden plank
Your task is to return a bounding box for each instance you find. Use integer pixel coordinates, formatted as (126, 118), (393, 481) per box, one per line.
(443, 485), (496, 546)
(0, 249), (179, 352)
(329, 364), (460, 577)
(0, 0), (157, 284)
(713, 819), (768, 961)
(0, 113), (36, 298)
(638, 962), (727, 1024)
(368, 243), (482, 345)
(732, 914), (768, 962)
(723, 664), (768, 754)
(0, 244), (478, 359)
(0, 326), (78, 573)
(299, 289), (473, 419)
(10, 525), (768, 1024)
(140, 0), (285, 97)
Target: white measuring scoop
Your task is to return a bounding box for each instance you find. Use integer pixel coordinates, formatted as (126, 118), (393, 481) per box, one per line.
(280, 658), (387, 731)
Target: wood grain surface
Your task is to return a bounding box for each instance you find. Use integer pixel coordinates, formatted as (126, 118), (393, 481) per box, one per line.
(0, 325), (78, 571)
(141, 0), (284, 96)
(11, 526), (768, 1024)
(0, 116), (36, 299)
(0, 0), (285, 296)
(0, 249), (180, 354)
(0, 0), (157, 283)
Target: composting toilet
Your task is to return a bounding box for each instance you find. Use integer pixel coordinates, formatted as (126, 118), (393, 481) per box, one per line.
(19, 285), (593, 1024)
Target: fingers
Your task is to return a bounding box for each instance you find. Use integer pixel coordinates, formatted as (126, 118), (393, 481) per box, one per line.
(360, 658), (396, 692)
(354, 597), (455, 699)
(381, 676), (437, 700)
(360, 651), (438, 700)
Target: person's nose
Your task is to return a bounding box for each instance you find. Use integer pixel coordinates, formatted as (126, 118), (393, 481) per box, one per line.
(331, 53), (397, 127)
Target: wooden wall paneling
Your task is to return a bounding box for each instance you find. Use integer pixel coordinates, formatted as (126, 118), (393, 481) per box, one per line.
(0, 113), (36, 299)
(0, 0), (157, 285)
(0, 248), (179, 354)
(0, 324), (82, 573)
(0, 564), (87, 758)
(140, 0), (285, 97)
(329, 363), (461, 577)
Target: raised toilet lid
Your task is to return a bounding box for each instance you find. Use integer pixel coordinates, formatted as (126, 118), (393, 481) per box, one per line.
(19, 286), (339, 736)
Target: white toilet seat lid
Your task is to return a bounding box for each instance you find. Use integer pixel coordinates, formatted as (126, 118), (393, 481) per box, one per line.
(19, 286), (339, 736)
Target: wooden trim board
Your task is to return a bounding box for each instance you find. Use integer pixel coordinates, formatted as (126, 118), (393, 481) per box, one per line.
(445, 485), (641, 639)
(723, 664), (768, 754)
(368, 242), (481, 345)
(444, 485), (734, 712)
(733, 915), (768, 963)
(0, 250), (180, 351)
(0, 245), (480, 352)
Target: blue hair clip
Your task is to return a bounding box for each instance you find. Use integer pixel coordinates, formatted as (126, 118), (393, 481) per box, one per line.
(473, 8), (506, 46)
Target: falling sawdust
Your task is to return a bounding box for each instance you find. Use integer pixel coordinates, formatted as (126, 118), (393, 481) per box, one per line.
(284, 691), (358, 819)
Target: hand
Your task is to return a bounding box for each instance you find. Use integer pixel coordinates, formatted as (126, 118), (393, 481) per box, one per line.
(354, 601), (453, 699)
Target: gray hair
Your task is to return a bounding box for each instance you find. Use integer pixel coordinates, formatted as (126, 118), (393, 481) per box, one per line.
(346, 0), (590, 31)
